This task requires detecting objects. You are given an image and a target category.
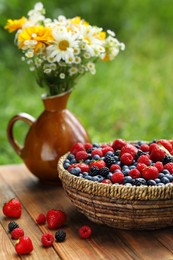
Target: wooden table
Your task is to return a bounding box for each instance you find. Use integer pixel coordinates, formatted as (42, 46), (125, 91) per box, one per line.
(1, 165), (173, 260)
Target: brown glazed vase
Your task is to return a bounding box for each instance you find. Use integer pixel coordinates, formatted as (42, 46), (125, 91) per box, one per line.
(7, 90), (91, 183)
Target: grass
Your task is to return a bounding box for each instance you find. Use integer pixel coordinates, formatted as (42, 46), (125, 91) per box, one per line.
(1, 0), (173, 164)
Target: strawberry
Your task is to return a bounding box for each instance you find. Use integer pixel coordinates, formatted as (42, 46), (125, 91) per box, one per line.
(150, 147), (166, 162)
(46, 209), (67, 229)
(78, 225), (92, 239)
(77, 163), (90, 172)
(2, 198), (22, 218)
(36, 213), (46, 225)
(164, 162), (173, 174)
(70, 143), (85, 155)
(120, 144), (138, 157)
(142, 166), (159, 180)
(112, 139), (126, 151)
(157, 139), (173, 153)
(41, 233), (54, 247)
(11, 228), (24, 240)
(101, 179), (112, 184)
(89, 160), (106, 169)
(15, 236), (33, 255)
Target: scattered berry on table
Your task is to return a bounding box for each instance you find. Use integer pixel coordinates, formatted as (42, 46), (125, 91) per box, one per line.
(3, 198), (22, 218)
(41, 233), (54, 247)
(78, 225), (92, 239)
(15, 236), (33, 255)
(55, 230), (66, 242)
(46, 209), (67, 229)
(36, 213), (46, 225)
(8, 221), (19, 233)
(11, 228), (24, 240)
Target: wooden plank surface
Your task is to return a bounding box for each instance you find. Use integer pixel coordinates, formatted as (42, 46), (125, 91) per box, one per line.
(0, 164), (173, 259)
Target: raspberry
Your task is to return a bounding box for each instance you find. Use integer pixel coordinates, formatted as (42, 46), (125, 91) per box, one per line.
(41, 233), (54, 247)
(110, 164), (121, 172)
(137, 155), (150, 166)
(142, 166), (159, 180)
(76, 151), (88, 161)
(120, 144), (138, 157)
(154, 161), (164, 172)
(91, 149), (103, 157)
(36, 213), (46, 225)
(111, 172), (124, 184)
(157, 139), (173, 153)
(55, 230), (66, 242)
(164, 162), (173, 174)
(120, 153), (133, 165)
(8, 221), (19, 233)
(129, 169), (141, 179)
(102, 146), (114, 155)
(70, 143), (85, 155)
(78, 225), (92, 239)
(84, 143), (93, 151)
(112, 139), (126, 151)
(140, 144), (150, 152)
(11, 228), (24, 240)
(137, 163), (147, 173)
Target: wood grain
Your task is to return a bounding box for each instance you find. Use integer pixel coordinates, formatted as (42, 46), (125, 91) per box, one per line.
(0, 164), (173, 259)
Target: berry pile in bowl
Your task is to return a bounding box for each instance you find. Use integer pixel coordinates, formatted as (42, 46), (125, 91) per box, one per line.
(58, 139), (173, 230)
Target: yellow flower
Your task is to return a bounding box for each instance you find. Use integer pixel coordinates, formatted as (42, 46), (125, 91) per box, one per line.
(4, 17), (26, 33)
(18, 26), (53, 52)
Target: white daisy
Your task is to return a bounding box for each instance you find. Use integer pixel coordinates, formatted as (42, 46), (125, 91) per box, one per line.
(47, 29), (79, 63)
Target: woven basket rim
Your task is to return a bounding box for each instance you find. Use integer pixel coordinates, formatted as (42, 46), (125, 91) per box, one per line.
(58, 153), (173, 201)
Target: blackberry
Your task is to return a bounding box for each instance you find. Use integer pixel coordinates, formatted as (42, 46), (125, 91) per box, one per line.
(99, 167), (110, 177)
(89, 166), (100, 176)
(135, 150), (145, 160)
(104, 155), (116, 167)
(8, 221), (19, 233)
(134, 178), (147, 186)
(162, 155), (173, 165)
(55, 230), (66, 242)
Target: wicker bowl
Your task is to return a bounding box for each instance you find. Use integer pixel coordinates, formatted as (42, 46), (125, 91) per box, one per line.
(58, 154), (173, 230)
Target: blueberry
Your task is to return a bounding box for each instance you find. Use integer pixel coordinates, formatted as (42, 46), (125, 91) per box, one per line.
(92, 154), (100, 160)
(155, 178), (161, 184)
(165, 173), (173, 181)
(129, 165), (136, 170)
(107, 172), (113, 179)
(124, 183), (133, 186)
(134, 178), (147, 186)
(82, 172), (89, 177)
(84, 159), (91, 165)
(93, 143), (100, 148)
(71, 158), (77, 164)
(161, 176), (170, 184)
(123, 176), (133, 184)
(69, 167), (81, 176)
(96, 175), (104, 182)
(122, 168), (130, 176)
(67, 153), (75, 160)
(105, 151), (114, 157)
(147, 180), (156, 186)
(162, 169), (170, 175)
(84, 175), (93, 181)
(157, 183), (165, 186)
(63, 160), (71, 169)
(158, 173), (164, 179)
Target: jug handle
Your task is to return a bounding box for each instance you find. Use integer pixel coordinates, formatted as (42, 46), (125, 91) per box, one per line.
(7, 113), (35, 156)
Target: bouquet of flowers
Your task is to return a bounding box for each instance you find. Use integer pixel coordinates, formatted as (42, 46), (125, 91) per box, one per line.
(5, 2), (125, 96)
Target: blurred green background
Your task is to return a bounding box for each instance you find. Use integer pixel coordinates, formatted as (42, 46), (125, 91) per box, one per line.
(0, 0), (173, 164)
